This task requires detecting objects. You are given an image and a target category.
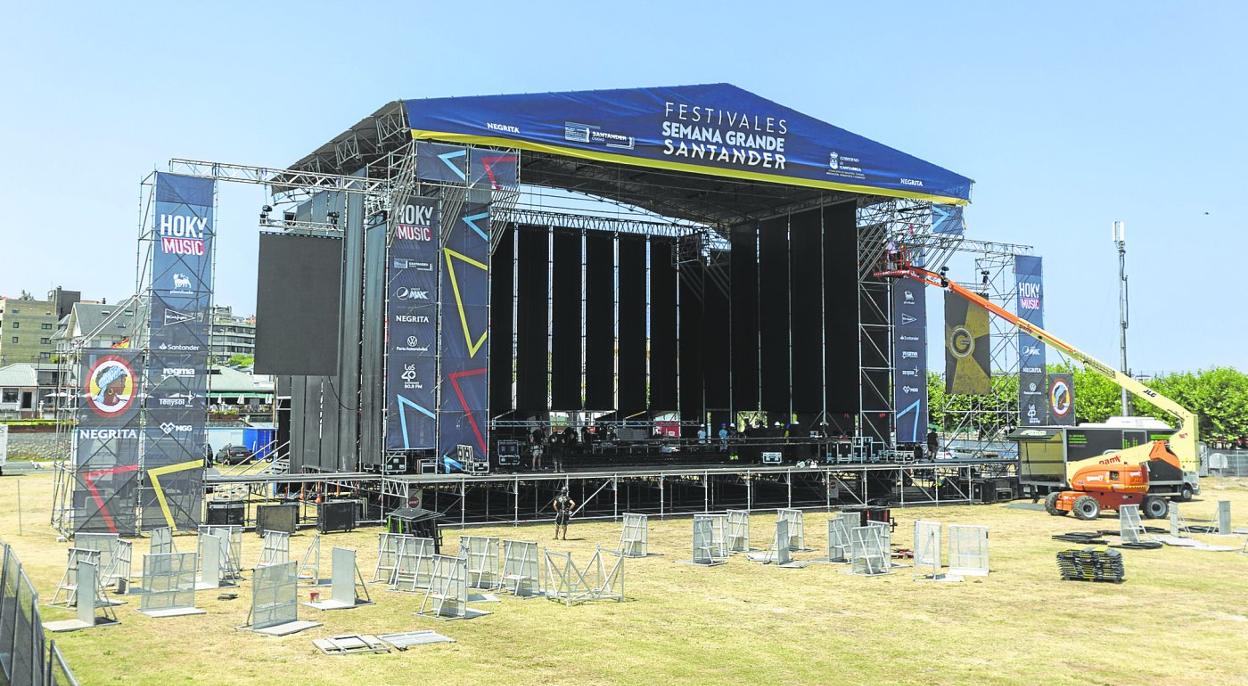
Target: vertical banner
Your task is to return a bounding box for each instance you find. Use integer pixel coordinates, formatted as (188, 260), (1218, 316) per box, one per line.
(1015, 255), (1047, 426)
(73, 349), (142, 535)
(1048, 373), (1076, 425)
(437, 196), (491, 468)
(944, 292), (991, 395)
(385, 197), (440, 450)
(141, 172), (213, 531)
(892, 278), (927, 443)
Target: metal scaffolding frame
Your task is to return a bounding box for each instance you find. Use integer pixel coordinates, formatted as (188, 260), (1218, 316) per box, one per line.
(854, 195), (1032, 455)
(934, 242), (1033, 461)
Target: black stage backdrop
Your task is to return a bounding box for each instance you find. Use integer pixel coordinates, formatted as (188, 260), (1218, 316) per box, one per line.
(255, 233), (343, 376)
(702, 262), (731, 411)
(823, 201), (859, 430)
(515, 226), (548, 411)
(649, 238), (678, 411)
(789, 207), (824, 415)
(758, 215), (791, 416)
(489, 226), (514, 415)
(550, 229), (582, 409)
(584, 233), (615, 410)
(729, 223), (760, 413)
(678, 260), (705, 431)
(617, 236), (647, 414)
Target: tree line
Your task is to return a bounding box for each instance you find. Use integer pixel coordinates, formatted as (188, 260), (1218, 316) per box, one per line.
(927, 366), (1248, 444)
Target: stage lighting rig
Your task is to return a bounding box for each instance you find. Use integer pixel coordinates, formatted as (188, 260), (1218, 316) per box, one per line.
(259, 204), (272, 225)
(327, 211), (340, 227)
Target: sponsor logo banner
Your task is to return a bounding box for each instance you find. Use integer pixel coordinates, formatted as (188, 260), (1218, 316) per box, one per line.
(892, 278), (928, 443)
(945, 292), (991, 395)
(1015, 255), (1047, 425)
(1048, 373), (1076, 426)
(385, 197), (440, 450)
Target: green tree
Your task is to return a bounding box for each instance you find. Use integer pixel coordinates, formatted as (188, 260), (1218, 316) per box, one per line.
(226, 353), (254, 369)
(1135, 368), (1248, 443)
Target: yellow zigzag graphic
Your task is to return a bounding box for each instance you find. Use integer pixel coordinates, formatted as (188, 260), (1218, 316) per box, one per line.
(443, 247), (489, 357)
(148, 459), (202, 529)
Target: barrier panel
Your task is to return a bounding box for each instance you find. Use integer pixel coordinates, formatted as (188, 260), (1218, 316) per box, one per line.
(777, 509), (805, 551)
(827, 513), (852, 563)
(0, 541), (81, 685)
(1119, 505), (1147, 545)
(726, 510), (750, 553)
(259, 531), (291, 567)
(913, 520), (942, 579)
(692, 515), (727, 565)
(373, 533), (412, 583)
(138, 552), (204, 617)
(246, 561), (321, 635)
(198, 525), (243, 580)
(947, 525), (989, 577)
(392, 537), (436, 591)
(850, 526), (890, 576)
(149, 527), (174, 557)
(459, 537), (501, 589)
(305, 548), (370, 611)
(420, 555), (489, 619)
(501, 540), (540, 597)
(618, 513), (649, 558)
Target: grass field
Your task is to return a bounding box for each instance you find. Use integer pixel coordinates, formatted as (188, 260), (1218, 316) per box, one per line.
(4, 471), (1248, 685)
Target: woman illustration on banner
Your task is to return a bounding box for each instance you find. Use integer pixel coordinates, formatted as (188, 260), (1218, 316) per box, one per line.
(88, 359), (134, 416)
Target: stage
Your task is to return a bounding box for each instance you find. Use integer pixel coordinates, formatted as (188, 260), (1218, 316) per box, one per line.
(204, 457), (1017, 527)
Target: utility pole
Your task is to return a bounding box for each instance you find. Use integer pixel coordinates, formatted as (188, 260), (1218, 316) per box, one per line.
(1113, 220), (1130, 416)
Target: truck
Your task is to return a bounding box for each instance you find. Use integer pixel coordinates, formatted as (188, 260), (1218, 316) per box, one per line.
(876, 262), (1201, 518)
(1010, 416), (1197, 510)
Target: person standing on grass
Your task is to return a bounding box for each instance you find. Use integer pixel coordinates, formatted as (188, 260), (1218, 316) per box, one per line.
(553, 487), (575, 540)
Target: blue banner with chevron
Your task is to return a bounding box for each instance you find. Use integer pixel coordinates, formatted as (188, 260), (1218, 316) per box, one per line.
(437, 200), (491, 466)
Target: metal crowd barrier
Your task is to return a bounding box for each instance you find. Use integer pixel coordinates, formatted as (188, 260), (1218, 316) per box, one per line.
(0, 540), (81, 686)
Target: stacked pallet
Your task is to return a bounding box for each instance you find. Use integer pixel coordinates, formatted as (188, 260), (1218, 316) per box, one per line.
(1056, 547), (1125, 583)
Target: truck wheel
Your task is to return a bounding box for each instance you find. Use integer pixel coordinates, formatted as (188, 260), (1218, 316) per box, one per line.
(1044, 492), (1067, 516)
(1179, 484), (1193, 502)
(1072, 495), (1100, 521)
(1143, 495), (1169, 519)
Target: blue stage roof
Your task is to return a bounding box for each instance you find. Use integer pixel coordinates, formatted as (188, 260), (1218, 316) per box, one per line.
(403, 83), (972, 205)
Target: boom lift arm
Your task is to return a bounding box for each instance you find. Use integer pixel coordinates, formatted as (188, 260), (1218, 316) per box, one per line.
(876, 264), (1199, 475)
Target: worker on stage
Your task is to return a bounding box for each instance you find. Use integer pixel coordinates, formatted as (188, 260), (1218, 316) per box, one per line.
(553, 487), (575, 540)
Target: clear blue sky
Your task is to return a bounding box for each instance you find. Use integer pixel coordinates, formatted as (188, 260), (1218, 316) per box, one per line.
(1, 1), (1244, 373)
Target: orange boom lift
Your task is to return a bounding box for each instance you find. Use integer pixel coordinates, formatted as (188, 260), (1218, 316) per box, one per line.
(877, 260), (1199, 521)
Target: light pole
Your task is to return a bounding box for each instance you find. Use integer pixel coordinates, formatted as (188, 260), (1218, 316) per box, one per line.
(1113, 220), (1130, 416)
